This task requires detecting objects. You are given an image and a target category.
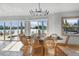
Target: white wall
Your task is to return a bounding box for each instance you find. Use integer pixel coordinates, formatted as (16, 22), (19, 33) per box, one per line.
(48, 11), (79, 45)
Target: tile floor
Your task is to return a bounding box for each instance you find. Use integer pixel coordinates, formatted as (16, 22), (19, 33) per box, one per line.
(0, 41), (23, 56)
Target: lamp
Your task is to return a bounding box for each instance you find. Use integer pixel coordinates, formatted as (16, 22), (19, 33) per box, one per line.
(29, 3), (49, 16)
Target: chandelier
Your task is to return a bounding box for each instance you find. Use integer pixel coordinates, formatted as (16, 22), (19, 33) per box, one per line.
(29, 3), (49, 16)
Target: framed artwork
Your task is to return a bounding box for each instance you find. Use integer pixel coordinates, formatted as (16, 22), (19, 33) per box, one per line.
(62, 16), (79, 36)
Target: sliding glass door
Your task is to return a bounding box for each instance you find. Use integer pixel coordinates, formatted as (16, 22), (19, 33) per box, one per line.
(5, 21), (11, 40)
(0, 21), (4, 40)
(30, 19), (47, 37)
(30, 21), (38, 35)
(0, 19), (47, 40)
(0, 20), (25, 41)
(11, 21), (19, 40)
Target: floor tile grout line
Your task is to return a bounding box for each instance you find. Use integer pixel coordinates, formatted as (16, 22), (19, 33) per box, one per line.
(1, 41), (17, 51)
(7, 41), (18, 51)
(0, 41), (12, 51)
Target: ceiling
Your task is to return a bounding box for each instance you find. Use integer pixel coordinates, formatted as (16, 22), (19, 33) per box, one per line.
(0, 3), (79, 16)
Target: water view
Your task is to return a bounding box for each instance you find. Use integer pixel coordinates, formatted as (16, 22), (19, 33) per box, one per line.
(0, 20), (47, 40)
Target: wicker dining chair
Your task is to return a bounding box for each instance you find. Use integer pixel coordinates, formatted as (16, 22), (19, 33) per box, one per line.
(32, 37), (44, 56)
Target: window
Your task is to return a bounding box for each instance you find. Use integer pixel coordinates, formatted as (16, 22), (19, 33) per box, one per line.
(11, 21), (19, 40)
(0, 19), (47, 40)
(0, 20), (25, 41)
(30, 19), (47, 37)
(5, 21), (11, 40)
(30, 21), (38, 35)
(0, 21), (4, 40)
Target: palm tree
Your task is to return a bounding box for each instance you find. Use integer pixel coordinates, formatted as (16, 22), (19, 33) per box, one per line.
(77, 20), (79, 33)
(64, 20), (70, 33)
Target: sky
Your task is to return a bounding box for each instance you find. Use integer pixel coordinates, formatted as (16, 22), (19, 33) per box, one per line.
(64, 19), (79, 25)
(31, 21), (47, 27)
(0, 19), (47, 27)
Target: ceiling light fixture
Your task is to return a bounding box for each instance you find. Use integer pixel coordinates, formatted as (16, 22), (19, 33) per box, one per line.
(29, 3), (49, 16)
